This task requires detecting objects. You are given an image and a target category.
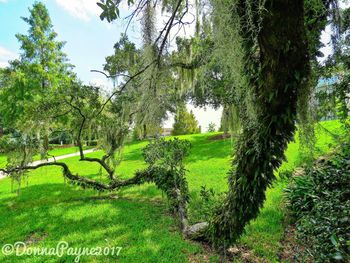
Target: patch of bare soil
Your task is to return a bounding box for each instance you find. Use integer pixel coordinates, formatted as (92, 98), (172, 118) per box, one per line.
(188, 253), (211, 263)
(25, 231), (48, 245)
(278, 224), (310, 263)
(188, 243), (217, 263)
(188, 243), (268, 263)
(209, 133), (231, 141)
(228, 245), (268, 263)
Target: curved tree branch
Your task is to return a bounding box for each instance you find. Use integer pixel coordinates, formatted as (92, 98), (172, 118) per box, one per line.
(1, 162), (150, 191)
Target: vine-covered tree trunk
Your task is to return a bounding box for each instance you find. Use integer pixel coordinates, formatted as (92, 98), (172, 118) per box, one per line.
(211, 0), (310, 246)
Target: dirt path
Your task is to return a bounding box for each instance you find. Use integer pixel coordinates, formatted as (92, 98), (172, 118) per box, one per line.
(0, 149), (96, 180)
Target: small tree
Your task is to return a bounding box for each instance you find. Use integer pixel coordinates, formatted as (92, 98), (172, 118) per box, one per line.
(207, 122), (216, 133)
(172, 106), (200, 135)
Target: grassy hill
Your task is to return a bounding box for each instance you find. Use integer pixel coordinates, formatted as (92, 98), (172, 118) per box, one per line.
(0, 120), (343, 262)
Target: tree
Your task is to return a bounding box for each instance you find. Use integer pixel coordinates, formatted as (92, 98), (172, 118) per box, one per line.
(172, 106), (200, 135)
(218, 105), (241, 136)
(3, 0), (343, 253)
(97, 0), (342, 246)
(0, 2), (73, 153)
(0, 2), (186, 197)
(318, 6), (350, 130)
(207, 122), (216, 133)
(103, 33), (176, 139)
(205, 0), (341, 247)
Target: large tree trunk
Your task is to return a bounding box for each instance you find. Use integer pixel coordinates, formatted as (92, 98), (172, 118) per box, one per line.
(211, 0), (310, 246)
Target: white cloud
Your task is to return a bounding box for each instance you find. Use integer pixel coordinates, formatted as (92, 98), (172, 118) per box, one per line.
(340, 1), (350, 9)
(55, 0), (101, 21)
(0, 46), (17, 68)
(54, 0), (132, 30)
(0, 0), (8, 3)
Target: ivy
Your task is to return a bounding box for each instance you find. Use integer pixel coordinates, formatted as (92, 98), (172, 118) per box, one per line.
(285, 140), (350, 262)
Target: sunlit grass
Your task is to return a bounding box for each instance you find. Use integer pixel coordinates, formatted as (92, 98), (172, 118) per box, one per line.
(0, 145), (93, 169)
(0, 120), (342, 262)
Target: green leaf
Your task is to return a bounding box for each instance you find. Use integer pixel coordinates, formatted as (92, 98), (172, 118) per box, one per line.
(333, 252), (343, 260)
(96, 2), (107, 11)
(330, 234), (338, 247)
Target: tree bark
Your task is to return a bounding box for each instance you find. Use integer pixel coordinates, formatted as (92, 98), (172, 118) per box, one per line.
(43, 134), (49, 152)
(211, 0), (310, 246)
(143, 124), (147, 139)
(1, 162), (149, 191)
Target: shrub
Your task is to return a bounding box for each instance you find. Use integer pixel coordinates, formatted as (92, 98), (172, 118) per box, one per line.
(87, 140), (98, 146)
(285, 141), (350, 262)
(142, 138), (191, 212)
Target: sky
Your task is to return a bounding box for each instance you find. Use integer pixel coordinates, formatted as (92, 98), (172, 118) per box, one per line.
(0, 1), (348, 131)
(0, 0), (222, 131)
(0, 0), (141, 86)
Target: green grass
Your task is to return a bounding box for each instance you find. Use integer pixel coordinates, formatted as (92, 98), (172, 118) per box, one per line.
(0, 145), (93, 169)
(239, 120), (344, 261)
(39, 145), (93, 159)
(0, 120), (343, 262)
(0, 154), (6, 169)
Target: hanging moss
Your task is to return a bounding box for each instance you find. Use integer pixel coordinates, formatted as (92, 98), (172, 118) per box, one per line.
(205, 0), (312, 248)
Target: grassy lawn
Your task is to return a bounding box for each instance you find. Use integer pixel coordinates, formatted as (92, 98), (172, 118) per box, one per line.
(0, 145), (93, 169)
(0, 154), (6, 169)
(0, 120), (343, 262)
(38, 145), (93, 159)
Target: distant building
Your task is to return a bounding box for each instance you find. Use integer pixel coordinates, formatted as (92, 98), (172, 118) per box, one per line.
(315, 75), (350, 120)
(161, 128), (173, 137)
(315, 76), (339, 120)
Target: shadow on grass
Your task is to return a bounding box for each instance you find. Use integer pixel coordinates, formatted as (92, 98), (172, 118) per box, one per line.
(0, 183), (200, 263)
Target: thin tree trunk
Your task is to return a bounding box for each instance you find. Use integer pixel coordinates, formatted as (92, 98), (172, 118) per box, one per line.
(143, 124), (147, 139)
(43, 134), (49, 152)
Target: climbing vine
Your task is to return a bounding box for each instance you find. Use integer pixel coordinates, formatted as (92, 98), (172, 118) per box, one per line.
(95, 0), (344, 249)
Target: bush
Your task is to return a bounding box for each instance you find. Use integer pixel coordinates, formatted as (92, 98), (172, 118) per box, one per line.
(0, 135), (20, 153)
(142, 138), (191, 211)
(285, 141), (350, 262)
(87, 140), (98, 146)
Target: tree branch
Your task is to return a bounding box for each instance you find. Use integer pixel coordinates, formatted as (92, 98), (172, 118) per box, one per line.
(156, 0), (184, 64)
(1, 162), (150, 191)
